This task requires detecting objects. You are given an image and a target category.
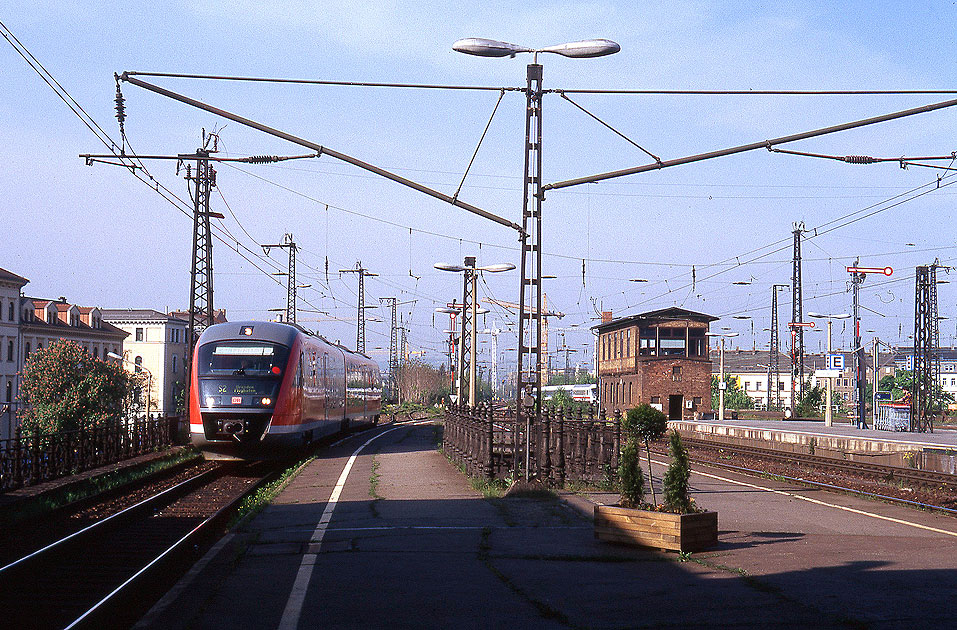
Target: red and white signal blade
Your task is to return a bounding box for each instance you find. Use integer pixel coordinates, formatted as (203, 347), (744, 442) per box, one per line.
(846, 266), (893, 276)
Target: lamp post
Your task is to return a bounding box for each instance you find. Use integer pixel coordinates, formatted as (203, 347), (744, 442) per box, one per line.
(706, 332), (738, 422)
(453, 36), (619, 479)
(808, 312), (851, 427)
(436, 259), (512, 406)
(108, 351), (152, 421)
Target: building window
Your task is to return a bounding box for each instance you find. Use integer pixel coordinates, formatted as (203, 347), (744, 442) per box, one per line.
(93, 347), (99, 359)
(25, 342), (31, 358)
(136, 327), (144, 342)
(7, 301), (13, 321)
(6, 340), (12, 362)
(172, 355), (178, 374)
(672, 366), (682, 382)
(5, 380), (11, 403)
(651, 395), (661, 405)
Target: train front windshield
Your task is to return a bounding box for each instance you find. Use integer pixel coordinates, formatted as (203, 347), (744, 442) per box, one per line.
(198, 341), (290, 377)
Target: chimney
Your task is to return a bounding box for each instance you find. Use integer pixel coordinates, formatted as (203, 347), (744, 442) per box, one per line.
(601, 310), (613, 323)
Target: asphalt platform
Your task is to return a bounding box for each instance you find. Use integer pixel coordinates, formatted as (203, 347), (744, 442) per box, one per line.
(138, 418), (957, 629)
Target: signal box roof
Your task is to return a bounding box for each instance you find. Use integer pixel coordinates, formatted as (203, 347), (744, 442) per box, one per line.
(592, 307), (718, 333)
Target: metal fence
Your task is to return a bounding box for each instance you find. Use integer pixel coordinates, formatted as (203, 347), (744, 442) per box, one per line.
(443, 403), (622, 485)
(0, 417), (180, 492)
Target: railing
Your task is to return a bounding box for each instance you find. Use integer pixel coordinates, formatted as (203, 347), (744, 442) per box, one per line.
(443, 403), (622, 485)
(0, 417), (180, 492)
(875, 403), (911, 431)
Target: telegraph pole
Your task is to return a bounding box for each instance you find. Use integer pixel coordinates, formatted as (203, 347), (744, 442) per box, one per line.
(339, 262), (377, 354)
(791, 223), (806, 412)
(769, 284), (788, 411)
(263, 233), (298, 325)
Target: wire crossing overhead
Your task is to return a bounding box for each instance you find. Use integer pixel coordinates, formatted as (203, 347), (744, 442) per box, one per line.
(117, 73), (524, 235)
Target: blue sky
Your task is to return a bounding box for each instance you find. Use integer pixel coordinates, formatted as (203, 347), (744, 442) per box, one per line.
(4, 2), (957, 373)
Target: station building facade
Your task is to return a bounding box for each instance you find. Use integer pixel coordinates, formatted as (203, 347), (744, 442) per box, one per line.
(593, 307), (717, 420)
(101, 310), (190, 417)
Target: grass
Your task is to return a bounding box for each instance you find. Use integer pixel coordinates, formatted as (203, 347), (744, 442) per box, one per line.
(0, 447), (201, 527)
(229, 455), (314, 529)
(369, 457), (382, 499)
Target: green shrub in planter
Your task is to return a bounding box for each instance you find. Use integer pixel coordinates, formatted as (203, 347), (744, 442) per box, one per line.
(663, 430), (693, 513)
(617, 438), (644, 508)
(623, 404), (668, 505)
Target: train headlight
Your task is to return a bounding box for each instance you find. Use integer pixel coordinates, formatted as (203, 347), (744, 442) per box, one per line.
(261, 397), (272, 406)
(205, 396), (216, 407)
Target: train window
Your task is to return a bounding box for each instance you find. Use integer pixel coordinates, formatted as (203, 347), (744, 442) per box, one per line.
(198, 341), (290, 376)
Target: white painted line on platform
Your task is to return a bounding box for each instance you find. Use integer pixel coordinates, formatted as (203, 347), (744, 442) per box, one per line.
(660, 458), (957, 538)
(278, 420), (429, 630)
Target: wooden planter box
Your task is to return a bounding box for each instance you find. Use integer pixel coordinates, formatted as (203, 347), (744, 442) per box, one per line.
(594, 504), (718, 552)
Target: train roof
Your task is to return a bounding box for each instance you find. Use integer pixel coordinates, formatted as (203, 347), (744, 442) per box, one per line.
(197, 321), (375, 361)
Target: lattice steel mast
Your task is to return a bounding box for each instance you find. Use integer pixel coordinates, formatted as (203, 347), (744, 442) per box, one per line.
(912, 262), (941, 432)
(380, 297), (398, 401)
(263, 233), (298, 324)
(339, 262), (376, 354)
(791, 223), (805, 412)
(769, 284), (788, 411)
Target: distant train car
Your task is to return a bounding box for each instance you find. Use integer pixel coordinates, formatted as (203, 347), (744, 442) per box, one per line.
(541, 383), (597, 404)
(189, 321), (381, 460)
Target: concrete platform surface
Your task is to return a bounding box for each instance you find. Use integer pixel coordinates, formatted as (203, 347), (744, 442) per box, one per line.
(140, 419), (957, 629)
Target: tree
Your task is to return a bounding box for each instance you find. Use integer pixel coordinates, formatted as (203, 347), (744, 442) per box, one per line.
(18, 340), (139, 434)
(710, 375), (755, 410)
(795, 383), (825, 417)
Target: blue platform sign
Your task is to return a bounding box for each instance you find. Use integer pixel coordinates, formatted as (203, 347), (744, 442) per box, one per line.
(875, 391), (892, 401)
(827, 354), (845, 370)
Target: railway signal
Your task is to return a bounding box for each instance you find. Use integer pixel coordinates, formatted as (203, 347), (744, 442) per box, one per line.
(846, 261), (892, 428)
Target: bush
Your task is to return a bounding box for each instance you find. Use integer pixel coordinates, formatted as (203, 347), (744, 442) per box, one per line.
(663, 430), (693, 513)
(617, 438), (644, 508)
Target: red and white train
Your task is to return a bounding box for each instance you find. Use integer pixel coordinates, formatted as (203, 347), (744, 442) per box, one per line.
(190, 321), (381, 460)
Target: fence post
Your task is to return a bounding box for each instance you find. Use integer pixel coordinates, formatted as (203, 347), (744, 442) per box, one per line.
(14, 425), (23, 488)
(31, 427), (41, 484)
(542, 406), (552, 484)
(557, 407), (566, 486)
(485, 404), (494, 480)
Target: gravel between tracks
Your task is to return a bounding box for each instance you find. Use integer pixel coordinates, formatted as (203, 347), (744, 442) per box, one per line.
(682, 441), (957, 511)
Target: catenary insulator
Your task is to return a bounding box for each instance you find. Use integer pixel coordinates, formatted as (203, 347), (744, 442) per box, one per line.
(844, 155), (876, 164)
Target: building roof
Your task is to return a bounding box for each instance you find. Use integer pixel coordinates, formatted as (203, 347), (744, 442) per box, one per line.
(101, 308), (188, 324)
(592, 306), (718, 332)
(21, 298), (128, 340)
(0, 267), (29, 287)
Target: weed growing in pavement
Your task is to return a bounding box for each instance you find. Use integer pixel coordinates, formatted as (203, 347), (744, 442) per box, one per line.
(229, 456), (314, 529)
(369, 457), (382, 499)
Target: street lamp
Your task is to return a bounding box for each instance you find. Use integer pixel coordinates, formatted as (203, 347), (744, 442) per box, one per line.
(454, 36), (619, 480)
(706, 332), (739, 422)
(435, 258), (513, 405)
(108, 351), (152, 421)
(808, 312), (851, 427)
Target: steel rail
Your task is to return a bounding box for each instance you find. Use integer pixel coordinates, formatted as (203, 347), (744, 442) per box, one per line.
(0, 465), (222, 575)
(681, 436), (957, 487)
(64, 465), (279, 630)
(687, 453), (957, 517)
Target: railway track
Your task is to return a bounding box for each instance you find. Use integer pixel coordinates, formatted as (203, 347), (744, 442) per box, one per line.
(675, 436), (957, 514)
(0, 461), (279, 629)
